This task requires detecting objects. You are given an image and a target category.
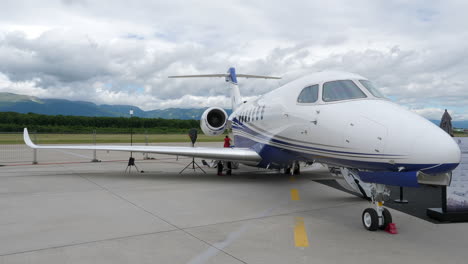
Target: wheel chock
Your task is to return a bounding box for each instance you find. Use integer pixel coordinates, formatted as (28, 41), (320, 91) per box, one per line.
(385, 223), (398, 234)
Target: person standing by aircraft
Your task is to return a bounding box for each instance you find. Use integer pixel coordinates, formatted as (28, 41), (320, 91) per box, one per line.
(222, 135), (232, 175)
(224, 135), (232, 148)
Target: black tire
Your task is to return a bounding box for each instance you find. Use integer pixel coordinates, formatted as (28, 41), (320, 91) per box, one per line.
(284, 167), (291, 175)
(217, 162), (223, 175)
(293, 163), (300, 175)
(362, 208), (379, 231)
(379, 208), (392, 230)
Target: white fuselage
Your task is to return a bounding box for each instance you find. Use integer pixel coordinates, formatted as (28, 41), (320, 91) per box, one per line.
(230, 71), (461, 174)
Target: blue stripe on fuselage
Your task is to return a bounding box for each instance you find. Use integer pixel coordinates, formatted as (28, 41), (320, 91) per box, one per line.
(233, 120), (403, 157)
(232, 126), (458, 174)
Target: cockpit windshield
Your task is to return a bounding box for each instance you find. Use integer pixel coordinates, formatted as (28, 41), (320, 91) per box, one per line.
(322, 80), (367, 102)
(359, 80), (386, 98)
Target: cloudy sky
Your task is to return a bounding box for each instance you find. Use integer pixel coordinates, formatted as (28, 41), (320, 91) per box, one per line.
(0, 0), (467, 120)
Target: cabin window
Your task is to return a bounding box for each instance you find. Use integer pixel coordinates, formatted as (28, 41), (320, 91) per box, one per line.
(322, 80), (367, 102)
(359, 80), (386, 98)
(255, 107), (260, 121)
(261, 106), (265, 120)
(297, 85), (319, 103)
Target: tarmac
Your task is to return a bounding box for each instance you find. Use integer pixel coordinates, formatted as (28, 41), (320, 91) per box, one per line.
(1, 142), (468, 264)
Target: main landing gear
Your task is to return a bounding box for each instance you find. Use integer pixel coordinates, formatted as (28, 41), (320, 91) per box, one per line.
(284, 161), (300, 175)
(362, 183), (392, 231)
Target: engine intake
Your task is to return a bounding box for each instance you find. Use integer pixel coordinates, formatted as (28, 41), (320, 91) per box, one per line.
(200, 107), (228, 136)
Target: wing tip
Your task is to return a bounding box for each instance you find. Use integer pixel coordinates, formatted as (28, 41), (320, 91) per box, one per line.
(23, 128), (37, 148)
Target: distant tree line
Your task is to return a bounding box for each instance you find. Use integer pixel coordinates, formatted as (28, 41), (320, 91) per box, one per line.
(0, 112), (200, 133)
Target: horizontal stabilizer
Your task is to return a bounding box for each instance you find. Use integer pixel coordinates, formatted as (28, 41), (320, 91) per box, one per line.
(236, 74), (281, 79)
(168, 74), (280, 80)
(168, 74), (227, 78)
(168, 74), (280, 79)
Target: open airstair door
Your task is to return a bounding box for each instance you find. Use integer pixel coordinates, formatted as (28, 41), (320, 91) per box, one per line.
(331, 167), (373, 200)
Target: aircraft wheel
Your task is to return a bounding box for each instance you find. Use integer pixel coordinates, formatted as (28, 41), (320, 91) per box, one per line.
(379, 208), (392, 230)
(293, 163), (300, 175)
(284, 167), (291, 175)
(362, 208), (379, 231)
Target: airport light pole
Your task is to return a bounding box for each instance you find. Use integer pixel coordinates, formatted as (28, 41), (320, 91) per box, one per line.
(92, 115), (99, 162)
(130, 109), (133, 157)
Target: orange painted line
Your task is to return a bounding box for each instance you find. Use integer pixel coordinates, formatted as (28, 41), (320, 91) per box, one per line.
(291, 189), (300, 201)
(294, 217), (309, 247)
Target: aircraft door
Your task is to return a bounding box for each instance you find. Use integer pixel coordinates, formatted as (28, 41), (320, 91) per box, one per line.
(302, 106), (328, 144)
(295, 84), (331, 144)
(309, 107), (327, 144)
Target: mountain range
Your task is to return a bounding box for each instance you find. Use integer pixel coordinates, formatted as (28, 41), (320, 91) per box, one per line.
(0, 92), (227, 120)
(0, 92), (467, 128)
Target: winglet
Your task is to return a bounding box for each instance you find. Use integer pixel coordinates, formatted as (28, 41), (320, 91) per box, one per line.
(23, 128), (38, 148)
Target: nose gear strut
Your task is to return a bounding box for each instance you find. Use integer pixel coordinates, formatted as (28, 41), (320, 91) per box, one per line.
(362, 183), (393, 231)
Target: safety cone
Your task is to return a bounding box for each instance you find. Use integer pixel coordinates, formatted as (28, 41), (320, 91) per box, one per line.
(385, 223), (398, 234)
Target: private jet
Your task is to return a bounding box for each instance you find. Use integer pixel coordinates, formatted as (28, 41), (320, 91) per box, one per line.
(23, 67), (461, 231)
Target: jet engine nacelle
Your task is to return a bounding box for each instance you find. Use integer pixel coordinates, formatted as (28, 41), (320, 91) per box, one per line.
(200, 107), (228, 136)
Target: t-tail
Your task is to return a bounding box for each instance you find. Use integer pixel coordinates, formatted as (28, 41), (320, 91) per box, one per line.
(168, 67), (280, 111)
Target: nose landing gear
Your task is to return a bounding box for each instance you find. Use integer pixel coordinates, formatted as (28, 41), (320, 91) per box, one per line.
(362, 184), (393, 231)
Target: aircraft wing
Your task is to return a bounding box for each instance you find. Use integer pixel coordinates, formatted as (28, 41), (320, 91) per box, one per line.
(23, 128), (261, 162)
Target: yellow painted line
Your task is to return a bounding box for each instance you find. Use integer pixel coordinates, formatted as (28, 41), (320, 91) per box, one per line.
(294, 217), (309, 247)
(290, 189), (300, 201)
(289, 175), (296, 182)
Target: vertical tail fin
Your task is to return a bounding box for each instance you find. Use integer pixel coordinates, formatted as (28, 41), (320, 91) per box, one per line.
(226, 67), (242, 111)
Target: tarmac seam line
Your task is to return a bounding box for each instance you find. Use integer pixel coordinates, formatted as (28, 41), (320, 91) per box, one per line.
(78, 174), (248, 264)
(181, 201), (364, 231)
(0, 229), (179, 257)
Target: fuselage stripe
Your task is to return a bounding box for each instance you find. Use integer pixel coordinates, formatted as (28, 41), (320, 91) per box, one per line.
(234, 132), (406, 161)
(232, 122), (406, 158)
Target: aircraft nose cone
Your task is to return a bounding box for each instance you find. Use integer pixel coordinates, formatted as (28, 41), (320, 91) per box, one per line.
(412, 127), (461, 173)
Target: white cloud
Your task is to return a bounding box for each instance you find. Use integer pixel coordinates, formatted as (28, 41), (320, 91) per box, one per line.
(410, 107), (468, 122)
(410, 107), (451, 121)
(0, 72), (46, 96)
(0, 0), (467, 119)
